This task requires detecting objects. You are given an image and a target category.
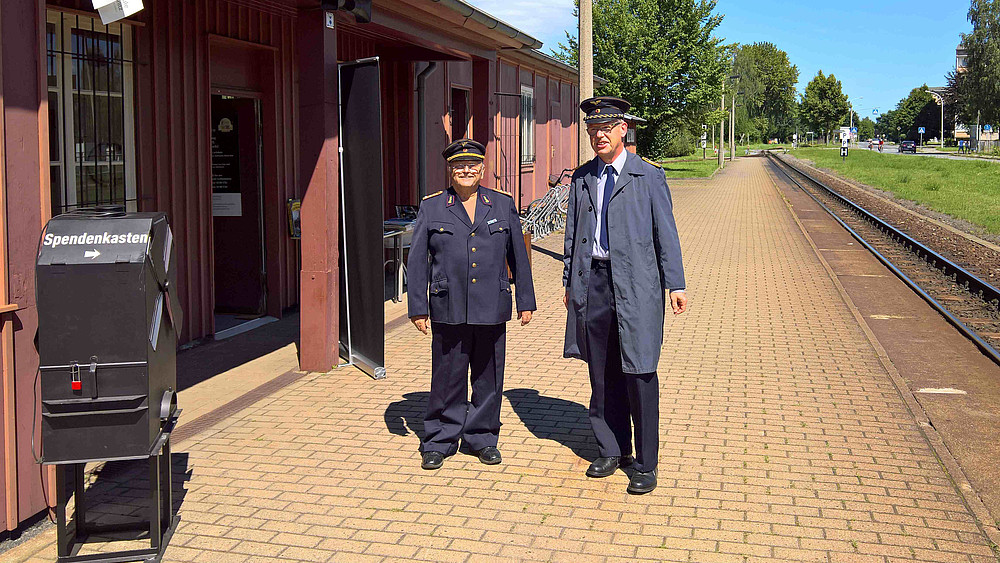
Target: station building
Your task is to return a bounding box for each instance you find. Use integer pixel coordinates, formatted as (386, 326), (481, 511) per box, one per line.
(0, 0), (584, 532)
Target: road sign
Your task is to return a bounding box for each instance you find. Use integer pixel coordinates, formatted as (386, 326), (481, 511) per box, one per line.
(851, 127), (857, 134)
(985, 124), (993, 132)
(841, 137), (849, 148)
(840, 147), (848, 158)
(918, 127), (926, 134)
(700, 139), (707, 149)
(872, 109), (879, 115)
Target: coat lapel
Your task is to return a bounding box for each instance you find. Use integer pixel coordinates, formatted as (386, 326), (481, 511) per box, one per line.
(471, 186), (492, 232)
(611, 151), (642, 199)
(581, 158), (599, 211)
(446, 187), (473, 228)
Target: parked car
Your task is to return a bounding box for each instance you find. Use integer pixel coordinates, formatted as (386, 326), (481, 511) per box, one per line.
(899, 140), (917, 153)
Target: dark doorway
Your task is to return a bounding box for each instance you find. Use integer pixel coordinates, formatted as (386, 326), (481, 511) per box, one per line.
(451, 88), (470, 140)
(210, 94), (266, 319)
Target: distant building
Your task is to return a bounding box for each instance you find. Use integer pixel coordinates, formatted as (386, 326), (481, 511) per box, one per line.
(955, 46), (971, 140)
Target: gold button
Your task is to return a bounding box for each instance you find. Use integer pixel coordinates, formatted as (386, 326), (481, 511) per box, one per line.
(471, 247), (477, 252)
(499, 227), (504, 231)
(472, 278), (477, 283)
(439, 228), (444, 232)
(471, 233), (476, 237)
(472, 263), (478, 268)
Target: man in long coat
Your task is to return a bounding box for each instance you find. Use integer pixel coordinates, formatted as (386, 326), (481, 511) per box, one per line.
(563, 96), (687, 494)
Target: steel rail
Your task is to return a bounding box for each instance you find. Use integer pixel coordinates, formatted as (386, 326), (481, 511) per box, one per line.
(766, 152), (1000, 366)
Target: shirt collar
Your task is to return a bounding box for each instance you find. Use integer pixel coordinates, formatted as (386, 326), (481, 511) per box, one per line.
(597, 149), (628, 178)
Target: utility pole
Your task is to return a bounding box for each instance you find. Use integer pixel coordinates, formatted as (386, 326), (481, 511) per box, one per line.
(719, 94), (725, 169)
(578, 0), (593, 164)
(730, 94), (736, 161)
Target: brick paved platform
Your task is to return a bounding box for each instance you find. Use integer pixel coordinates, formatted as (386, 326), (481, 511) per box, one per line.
(6, 158), (997, 562)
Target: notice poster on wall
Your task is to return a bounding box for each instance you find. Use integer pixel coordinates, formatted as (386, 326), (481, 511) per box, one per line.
(211, 114), (242, 217)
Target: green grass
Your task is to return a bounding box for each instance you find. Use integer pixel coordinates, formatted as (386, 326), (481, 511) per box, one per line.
(658, 157), (719, 178)
(789, 147), (1000, 234)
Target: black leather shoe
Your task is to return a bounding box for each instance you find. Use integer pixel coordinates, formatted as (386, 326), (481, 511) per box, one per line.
(476, 446), (502, 465)
(586, 455), (634, 478)
(421, 451), (444, 470)
(627, 470), (657, 494)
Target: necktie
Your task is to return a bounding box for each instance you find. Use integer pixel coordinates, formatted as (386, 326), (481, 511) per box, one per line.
(600, 165), (617, 251)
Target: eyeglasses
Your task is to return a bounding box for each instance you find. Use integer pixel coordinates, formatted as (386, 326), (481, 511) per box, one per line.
(586, 122), (623, 137)
(450, 163), (483, 171)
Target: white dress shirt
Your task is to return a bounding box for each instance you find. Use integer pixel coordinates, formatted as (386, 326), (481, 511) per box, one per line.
(591, 150), (628, 260)
(590, 150), (685, 293)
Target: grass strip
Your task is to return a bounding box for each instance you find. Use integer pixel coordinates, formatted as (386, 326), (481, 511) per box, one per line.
(790, 147), (1000, 234)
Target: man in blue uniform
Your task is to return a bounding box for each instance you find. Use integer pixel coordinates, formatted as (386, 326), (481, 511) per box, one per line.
(563, 97), (687, 494)
(407, 138), (536, 470)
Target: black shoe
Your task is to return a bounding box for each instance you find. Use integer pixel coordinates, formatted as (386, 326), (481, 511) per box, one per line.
(627, 470), (657, 494)
(475, 446), (502, 465)
(421, 451), (444, 470)
(586, 455), (634, 478)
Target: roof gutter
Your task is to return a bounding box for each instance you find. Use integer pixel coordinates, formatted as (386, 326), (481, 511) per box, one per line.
(428, 0), (543, 50)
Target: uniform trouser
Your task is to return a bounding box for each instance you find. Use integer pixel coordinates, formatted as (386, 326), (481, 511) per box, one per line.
(422, 322), (506, 455)
(586, 259), (659, 472)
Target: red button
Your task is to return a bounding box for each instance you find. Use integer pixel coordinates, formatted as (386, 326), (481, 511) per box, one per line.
(71, 381), (82, 391)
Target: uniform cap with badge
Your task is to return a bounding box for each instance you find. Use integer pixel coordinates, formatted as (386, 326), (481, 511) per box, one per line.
(580, 96), (631, 123)
(442, 138), (486, 162)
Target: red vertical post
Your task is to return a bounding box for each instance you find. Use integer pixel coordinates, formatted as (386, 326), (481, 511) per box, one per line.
(472, 57), (494, 187)
(297, 10), (341, 372)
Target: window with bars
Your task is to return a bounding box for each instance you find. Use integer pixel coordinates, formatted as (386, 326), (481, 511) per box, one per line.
(520, 86), (534, 164)
(46, 11), (137, 216)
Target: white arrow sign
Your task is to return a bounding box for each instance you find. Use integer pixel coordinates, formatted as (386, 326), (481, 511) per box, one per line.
(84, 249), (101, 259)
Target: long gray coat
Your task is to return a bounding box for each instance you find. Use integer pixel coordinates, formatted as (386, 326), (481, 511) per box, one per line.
(563, 151), (685, 374)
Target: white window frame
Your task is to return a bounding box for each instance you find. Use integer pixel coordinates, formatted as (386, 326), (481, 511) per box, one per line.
(46, 10), (137, 213)
(520, 85), (535, 165)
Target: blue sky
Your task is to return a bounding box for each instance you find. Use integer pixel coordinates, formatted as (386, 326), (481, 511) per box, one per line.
(466, 0), (972, 118)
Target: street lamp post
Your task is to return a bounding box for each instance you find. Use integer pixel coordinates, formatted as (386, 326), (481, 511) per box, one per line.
(728, 74), (739, 161)
(929, 91), (945, 147)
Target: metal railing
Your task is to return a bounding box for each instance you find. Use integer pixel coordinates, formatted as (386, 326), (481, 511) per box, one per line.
(521, 168), (574, 241)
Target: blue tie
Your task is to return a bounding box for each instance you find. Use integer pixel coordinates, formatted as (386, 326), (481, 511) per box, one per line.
(600, 165), (617, 251)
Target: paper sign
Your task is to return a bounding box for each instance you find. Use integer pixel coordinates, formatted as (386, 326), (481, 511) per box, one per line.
(93, 0), (143, 25)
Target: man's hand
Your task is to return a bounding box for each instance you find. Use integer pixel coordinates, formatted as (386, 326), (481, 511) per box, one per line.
(670, 291), (688, 315)
(563, 291), (569, 309)
(411, 315), (430, 334)
(518, 310), (533, 326)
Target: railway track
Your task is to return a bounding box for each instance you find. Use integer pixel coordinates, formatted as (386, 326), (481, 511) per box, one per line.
(765, 152), (1000, 365)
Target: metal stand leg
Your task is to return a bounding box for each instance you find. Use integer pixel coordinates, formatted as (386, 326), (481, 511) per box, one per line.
(56, 465), (70, 558)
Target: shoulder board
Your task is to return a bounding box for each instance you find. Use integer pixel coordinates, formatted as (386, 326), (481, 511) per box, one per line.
(641, 157), (662, 169)
(422, 190), (443, 201)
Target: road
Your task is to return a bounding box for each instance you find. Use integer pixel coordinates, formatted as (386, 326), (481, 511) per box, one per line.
(852, 142), (999, 163)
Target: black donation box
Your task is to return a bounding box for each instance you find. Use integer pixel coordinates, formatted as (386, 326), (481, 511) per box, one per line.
(36, 208), (183, 463)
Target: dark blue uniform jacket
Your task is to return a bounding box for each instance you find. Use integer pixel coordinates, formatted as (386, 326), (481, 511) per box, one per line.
(407, 186), (536, 325)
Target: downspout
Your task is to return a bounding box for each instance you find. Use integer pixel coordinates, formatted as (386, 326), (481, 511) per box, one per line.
(416, 62), (438, 200)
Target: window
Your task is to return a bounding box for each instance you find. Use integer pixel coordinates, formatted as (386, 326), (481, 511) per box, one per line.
(46, 11), (137, 216)
(450, 88), (469, 140)
(520, 85), (534, 164)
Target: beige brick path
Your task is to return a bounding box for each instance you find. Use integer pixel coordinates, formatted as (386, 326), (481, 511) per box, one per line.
(8, 158), (997, 562)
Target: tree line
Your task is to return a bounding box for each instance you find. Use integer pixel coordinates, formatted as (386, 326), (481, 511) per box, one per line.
(551, 0), (997, 157)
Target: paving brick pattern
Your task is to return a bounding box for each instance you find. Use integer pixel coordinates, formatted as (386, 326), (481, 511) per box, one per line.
(14, 159), (996, 562)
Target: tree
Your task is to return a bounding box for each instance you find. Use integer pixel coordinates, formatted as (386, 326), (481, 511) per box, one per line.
(552, 0), (731, 157)
(857, 117), (876, 141)
(959, 0), (1000, 126)
(877, 86), (938, 141)
(731, 42), (799, 143)
(800, 71), (849, 143)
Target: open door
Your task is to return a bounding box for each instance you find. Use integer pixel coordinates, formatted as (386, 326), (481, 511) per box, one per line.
(210, 95), (266, 322)
(338, 58), (385, 379)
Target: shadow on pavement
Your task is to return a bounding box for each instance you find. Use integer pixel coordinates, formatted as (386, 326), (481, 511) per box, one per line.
(503, 388), (597, 463)
(384, 392), (428, 445)
(530, 244), (563, 262)
(176, 312), (300, 392)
